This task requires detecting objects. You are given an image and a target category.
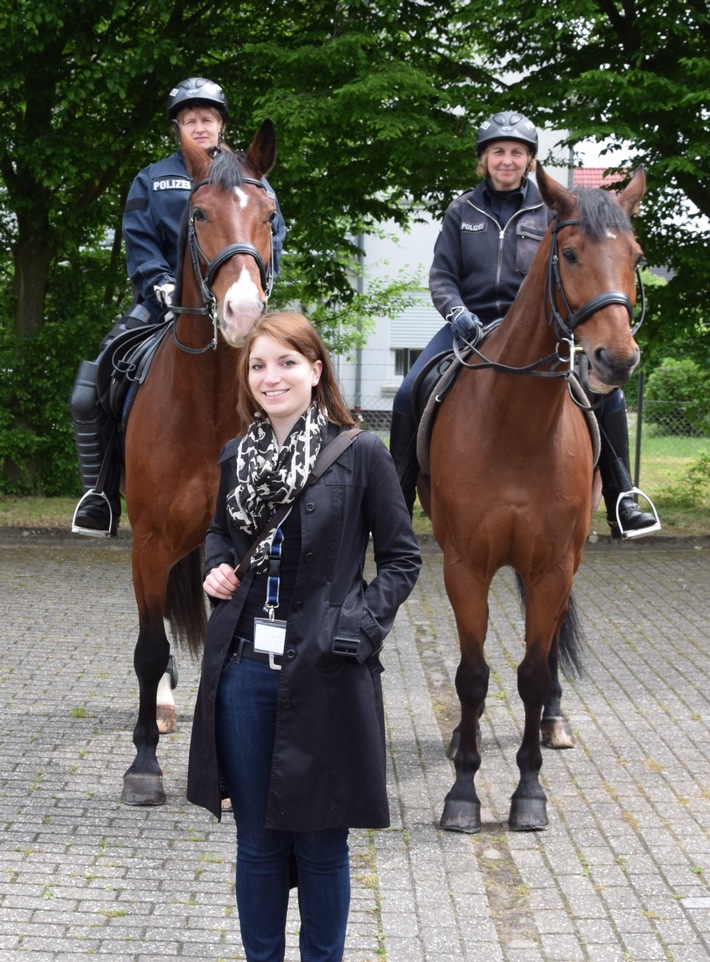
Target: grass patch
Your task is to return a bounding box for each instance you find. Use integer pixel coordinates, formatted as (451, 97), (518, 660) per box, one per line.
(2, 429), (708, 540)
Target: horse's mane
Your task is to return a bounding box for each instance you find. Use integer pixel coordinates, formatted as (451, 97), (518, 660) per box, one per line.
(572, 187), (633, 241)
(208, 148), (250, 191)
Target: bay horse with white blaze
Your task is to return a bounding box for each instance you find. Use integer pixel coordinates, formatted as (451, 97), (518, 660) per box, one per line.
(418, 165), (646, 833)
(121, 122), (277, 806)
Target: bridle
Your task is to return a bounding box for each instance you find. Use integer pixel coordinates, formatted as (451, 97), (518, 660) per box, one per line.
(454, 212), (646, 391)
(546, 215), (645, 343)
(172, 176), (274, 355)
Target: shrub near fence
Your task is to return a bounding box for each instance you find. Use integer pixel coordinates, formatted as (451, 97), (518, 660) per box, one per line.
(353, 395), (709, 497)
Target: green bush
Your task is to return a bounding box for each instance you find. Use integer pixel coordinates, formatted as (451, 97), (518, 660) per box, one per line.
(644, 358), (710, 436)
(0, 248), (128, 496)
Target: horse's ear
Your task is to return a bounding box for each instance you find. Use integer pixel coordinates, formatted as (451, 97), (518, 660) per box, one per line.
(618, 166), (646, 217)
(535, 164), (577, 218)
(181, 132), (212, 183)
(244, 119), (276, 178)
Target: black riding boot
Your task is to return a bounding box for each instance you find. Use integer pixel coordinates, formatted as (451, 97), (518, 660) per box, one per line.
(69, 359), (121, 538)
(598, 399), (659, 539)
(68, 307), (157, 537)
(389, 407), (419, 518)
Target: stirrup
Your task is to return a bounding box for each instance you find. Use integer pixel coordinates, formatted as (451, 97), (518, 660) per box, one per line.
(612, 487), (662, 540)
(71, 489), (116, 539)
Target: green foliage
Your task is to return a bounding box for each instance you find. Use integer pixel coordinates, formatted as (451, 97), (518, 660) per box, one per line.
(456, 0), (710, 359)
(0, 247), (125, 495)
(0, 0), (486, 492)
(644, 358), (710, 436)
(680, 454), (710, 508)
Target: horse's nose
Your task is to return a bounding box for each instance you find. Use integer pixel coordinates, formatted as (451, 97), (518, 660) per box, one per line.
(593, 343), (640, 383)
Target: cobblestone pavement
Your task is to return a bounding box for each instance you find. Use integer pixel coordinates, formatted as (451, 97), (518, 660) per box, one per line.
(0, 530), (708, 962)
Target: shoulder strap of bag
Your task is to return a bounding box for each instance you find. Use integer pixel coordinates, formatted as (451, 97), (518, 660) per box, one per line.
(234, 426), (363, 580)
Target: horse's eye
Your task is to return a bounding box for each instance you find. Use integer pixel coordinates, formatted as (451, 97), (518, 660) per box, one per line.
(562, 248), (577, 264)
(193, 208), (207, 222)
(267, 210), (276, 225)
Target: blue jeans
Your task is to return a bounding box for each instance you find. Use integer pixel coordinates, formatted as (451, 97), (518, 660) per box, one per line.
(216, 654), (351, 962)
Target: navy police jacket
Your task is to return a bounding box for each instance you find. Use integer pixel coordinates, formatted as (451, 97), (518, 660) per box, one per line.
(429, 177), (550, 324)
(123, 150), (286, 320)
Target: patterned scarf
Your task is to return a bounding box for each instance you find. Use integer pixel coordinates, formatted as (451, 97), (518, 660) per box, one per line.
(226, 403), (328, 572)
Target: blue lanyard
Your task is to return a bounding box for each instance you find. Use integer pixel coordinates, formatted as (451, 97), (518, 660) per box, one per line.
(263, 525), (284, 620)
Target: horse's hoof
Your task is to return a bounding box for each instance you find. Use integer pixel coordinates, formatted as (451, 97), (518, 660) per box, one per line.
(121, 772), (166, 806)
(509, 796), (548, 831)
(440, 798), (481, 834)
(156, 704), (176, 734)
(540, 715), (575, 749)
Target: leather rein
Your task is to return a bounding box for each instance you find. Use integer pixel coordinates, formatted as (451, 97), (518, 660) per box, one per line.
(454, 213), (646, 390)
(172, 175), (274, 355)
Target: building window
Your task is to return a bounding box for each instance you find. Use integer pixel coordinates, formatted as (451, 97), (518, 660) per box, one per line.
(394, 348), (422, 376)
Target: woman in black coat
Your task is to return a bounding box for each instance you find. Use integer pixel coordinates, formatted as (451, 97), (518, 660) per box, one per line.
(187, 311), (421, 962)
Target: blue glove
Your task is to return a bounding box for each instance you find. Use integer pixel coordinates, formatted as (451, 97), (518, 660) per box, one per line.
(448, 306), (483, 347)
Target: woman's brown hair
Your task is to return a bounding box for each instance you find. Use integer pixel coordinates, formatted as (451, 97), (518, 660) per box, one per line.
(236, 312), (356, 431)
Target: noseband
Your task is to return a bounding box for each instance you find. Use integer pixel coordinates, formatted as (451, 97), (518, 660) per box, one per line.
(172, 175), (274, 354)
(546, 215), (645, 342)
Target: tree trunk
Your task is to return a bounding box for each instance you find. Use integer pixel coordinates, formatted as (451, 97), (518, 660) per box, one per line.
(12, 214), (58, 339)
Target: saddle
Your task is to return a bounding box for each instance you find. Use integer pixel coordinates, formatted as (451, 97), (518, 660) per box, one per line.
(96, 321), (171, 425)
(414, 348), (600, 476)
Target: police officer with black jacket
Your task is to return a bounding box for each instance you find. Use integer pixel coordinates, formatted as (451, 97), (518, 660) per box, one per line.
(390, 111), (657, 539)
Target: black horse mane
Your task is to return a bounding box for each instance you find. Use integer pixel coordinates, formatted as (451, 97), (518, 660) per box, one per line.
(572, 187), (633, 241)
(208, 148), (250, 190)
(173, 149), (251, 300)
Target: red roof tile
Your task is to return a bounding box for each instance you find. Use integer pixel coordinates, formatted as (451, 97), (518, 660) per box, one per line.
(573, 168), (624, 189)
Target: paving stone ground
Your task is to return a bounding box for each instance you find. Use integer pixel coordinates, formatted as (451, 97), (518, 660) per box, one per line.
(0, 529), (708, 962)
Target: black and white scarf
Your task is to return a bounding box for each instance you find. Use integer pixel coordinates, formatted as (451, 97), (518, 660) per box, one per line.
(226, 404), (328, 572)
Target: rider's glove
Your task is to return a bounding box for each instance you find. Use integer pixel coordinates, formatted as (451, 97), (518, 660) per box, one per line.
(154, 282), (175, 318)
(447, 306), (483, 348)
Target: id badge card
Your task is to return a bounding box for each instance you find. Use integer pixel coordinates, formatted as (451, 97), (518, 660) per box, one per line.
(253, 617), (287, 656)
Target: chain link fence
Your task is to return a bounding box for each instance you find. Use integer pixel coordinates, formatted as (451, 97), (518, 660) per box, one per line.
(350, 397), (710, 458)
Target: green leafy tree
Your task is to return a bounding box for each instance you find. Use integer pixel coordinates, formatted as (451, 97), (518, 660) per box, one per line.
(455, 0), (710, 366)
(0, 0), (489, 492)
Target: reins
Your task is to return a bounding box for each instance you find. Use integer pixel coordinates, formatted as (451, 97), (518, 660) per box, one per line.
(171, 175), (274, 355)
(452, 210), (646, 410)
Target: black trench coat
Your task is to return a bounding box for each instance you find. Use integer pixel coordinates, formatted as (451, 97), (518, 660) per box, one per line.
(186, 426), (422, 831)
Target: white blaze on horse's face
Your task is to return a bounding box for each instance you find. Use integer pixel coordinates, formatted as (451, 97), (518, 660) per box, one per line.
(219, 266), (265, 348)
(233, 186), (249, 209)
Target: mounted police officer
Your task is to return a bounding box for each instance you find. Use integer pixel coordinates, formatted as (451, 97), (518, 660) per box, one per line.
(389, 110), (658, 539)
(69, 78), (286, 537)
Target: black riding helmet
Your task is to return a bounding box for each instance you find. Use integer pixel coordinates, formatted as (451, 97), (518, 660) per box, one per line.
(476, 111), (538, 157)
(167, 77), (228, 121)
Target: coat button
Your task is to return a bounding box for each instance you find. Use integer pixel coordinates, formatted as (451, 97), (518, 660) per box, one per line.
(303, 550), (313, 561)
(293, 601), (303, 611)
(305, 501), (315, 513)
(286, 648), (296, 660)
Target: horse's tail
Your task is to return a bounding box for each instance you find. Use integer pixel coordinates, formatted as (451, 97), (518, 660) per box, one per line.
(557, 591), (585, 679)
(165, 546), (207, 659)
(514, 573), (585, 679)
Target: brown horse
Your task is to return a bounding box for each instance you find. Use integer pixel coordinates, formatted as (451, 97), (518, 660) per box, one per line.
(121, 122), (277, 805)
(418, 165), (646, 833)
